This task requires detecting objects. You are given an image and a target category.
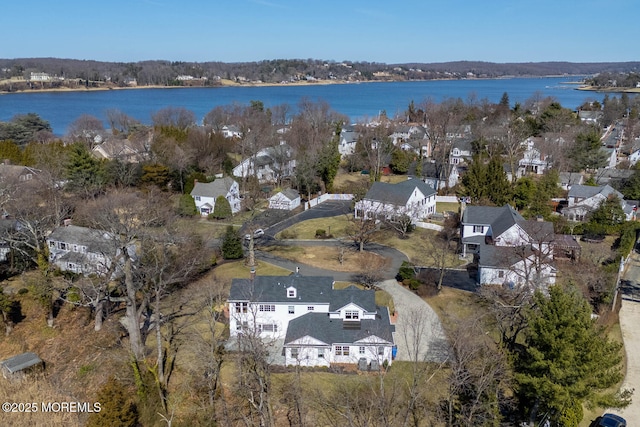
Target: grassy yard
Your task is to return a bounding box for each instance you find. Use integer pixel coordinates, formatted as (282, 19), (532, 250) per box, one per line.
(275, 215), (465, 269)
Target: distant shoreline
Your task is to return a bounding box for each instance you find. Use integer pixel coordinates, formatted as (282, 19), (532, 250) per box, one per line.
(577, 85), (640, 94)
(0, 75), (600, 95)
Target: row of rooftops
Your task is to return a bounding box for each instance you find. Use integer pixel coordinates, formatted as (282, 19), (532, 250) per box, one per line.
(229, 275), (377, 313)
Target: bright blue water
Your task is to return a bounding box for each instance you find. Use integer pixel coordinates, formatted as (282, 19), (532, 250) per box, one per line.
(0, 77), (618, 135)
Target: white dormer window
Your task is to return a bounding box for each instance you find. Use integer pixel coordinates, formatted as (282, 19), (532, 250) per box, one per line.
(345, 310), (359, 320)
(287, 286), (296, 298)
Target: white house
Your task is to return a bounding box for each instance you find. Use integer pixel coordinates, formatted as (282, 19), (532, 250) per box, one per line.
(268, 189), (301, 211)
(354, 179), (437, 223)
(221, 125), (242, 139)
(190, 177), (241, 216)
(563, 184), (624, 222)
(519, 137), (551, 175)
(461, 204), (556, 289)
(232, 144), (296, 183)
(228, 274), (395, 368)
(449, 139), (473, 165)
(339, 126), (359, 157)
(46, 223), (134, 277)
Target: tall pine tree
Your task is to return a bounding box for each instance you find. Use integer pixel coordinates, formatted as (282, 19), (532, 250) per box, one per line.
(515, 285), (630, 426)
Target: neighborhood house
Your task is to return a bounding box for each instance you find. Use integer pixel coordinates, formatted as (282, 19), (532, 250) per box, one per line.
(191, 177), (242, 216)
(461, 204), (556, 289)
(228, 274), (395, 368)
(354, 179), (437, 224)
(46, 223), (131, 277)
(268, 189), (301, 211)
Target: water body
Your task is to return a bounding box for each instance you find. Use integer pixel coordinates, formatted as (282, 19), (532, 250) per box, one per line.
(0, 77), (616, 135)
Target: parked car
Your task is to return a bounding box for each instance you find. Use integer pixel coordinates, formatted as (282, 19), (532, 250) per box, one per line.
(244, 228), (265, 240)
(598, 413), (626, 427)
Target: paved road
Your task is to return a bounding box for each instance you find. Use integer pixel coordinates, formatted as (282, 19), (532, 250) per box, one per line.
(611, 300), (640, 424)
(608, 252), (640, 424)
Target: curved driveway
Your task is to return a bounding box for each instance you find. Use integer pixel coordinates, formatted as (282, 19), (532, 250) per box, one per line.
(255, 201), (449, 364)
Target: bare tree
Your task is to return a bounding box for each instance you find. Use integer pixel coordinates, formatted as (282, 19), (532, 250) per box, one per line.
(66, 114), (105, 149)
(151, 106), (196, 130)
(426, 214), (460, 291)
(188, 280), (229, 425)
(345, 214), (378, 252)
(106, 109), (141, 136)
(75, 189), (169, 360)
(439, 313), (511, 426)
(422, 98), (464, 191)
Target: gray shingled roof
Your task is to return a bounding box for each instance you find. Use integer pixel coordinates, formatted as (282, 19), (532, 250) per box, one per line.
(281, 188), (299, 201)
(47, 225), (117, 255)
(477, 244), (529, 268)
(229, 275), (334, 304)
(363, 179), (436, 205)
(462, 205), (524, 238)
(329, 286), (376, 312)
(568, 184), (622, 200)
(191, 177), (237, 198)
(284, 307), (395, 346)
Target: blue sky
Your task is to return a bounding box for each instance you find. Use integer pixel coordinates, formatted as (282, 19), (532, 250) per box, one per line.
(3, 0), (638, 64)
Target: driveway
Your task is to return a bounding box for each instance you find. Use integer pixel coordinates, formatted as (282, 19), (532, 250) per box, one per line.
(377, 279), (449, 363)
(607, 252), (640, 424)
(250, 200), (450, 365)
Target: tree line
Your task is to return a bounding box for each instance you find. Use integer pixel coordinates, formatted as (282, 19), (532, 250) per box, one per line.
(2, 58), (640, 90)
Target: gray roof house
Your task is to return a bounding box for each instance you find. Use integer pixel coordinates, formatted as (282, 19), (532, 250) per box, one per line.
(461, 204), (557, 289)
(563, 184), (625, 222)
(268, 188), (301, 211)
(228, 274), (395, 367)
(46, 223), (134, 277)
(355, 178), (437, 223)
(191, 177), (241, 215)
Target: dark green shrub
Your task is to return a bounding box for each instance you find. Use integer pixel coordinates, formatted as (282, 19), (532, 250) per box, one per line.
(396, 261), (416, 282)
(221, 226), (243, 260)
(212, 195), (232, 219)
(315, 229), (327, 238)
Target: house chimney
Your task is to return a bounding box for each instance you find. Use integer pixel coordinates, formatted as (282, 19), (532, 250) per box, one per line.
(295, 266), (300, 275)
(250, 268), (256, 281)
(63, 218), (72, 227)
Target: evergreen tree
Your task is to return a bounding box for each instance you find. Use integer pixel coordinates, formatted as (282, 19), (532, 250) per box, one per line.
(569, 128), (609, 171)
(513, 176), (535, 210)
(486, 154), (512, 206)
(212, 195), (232, 219)
(86, 376), (138, 427)
(221, 225), (243, 260)
(515, 285), (630, 426)
(0, 140), (23, 164)
(460, 154), (488, 202)
(461, 154), (511, 205)
(140, 163), (171, 188)
(177, 193), (197, 216)
(65, 143), (106, 198)
(316, 123), (342, 192)
(389, 148), (411, 174)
